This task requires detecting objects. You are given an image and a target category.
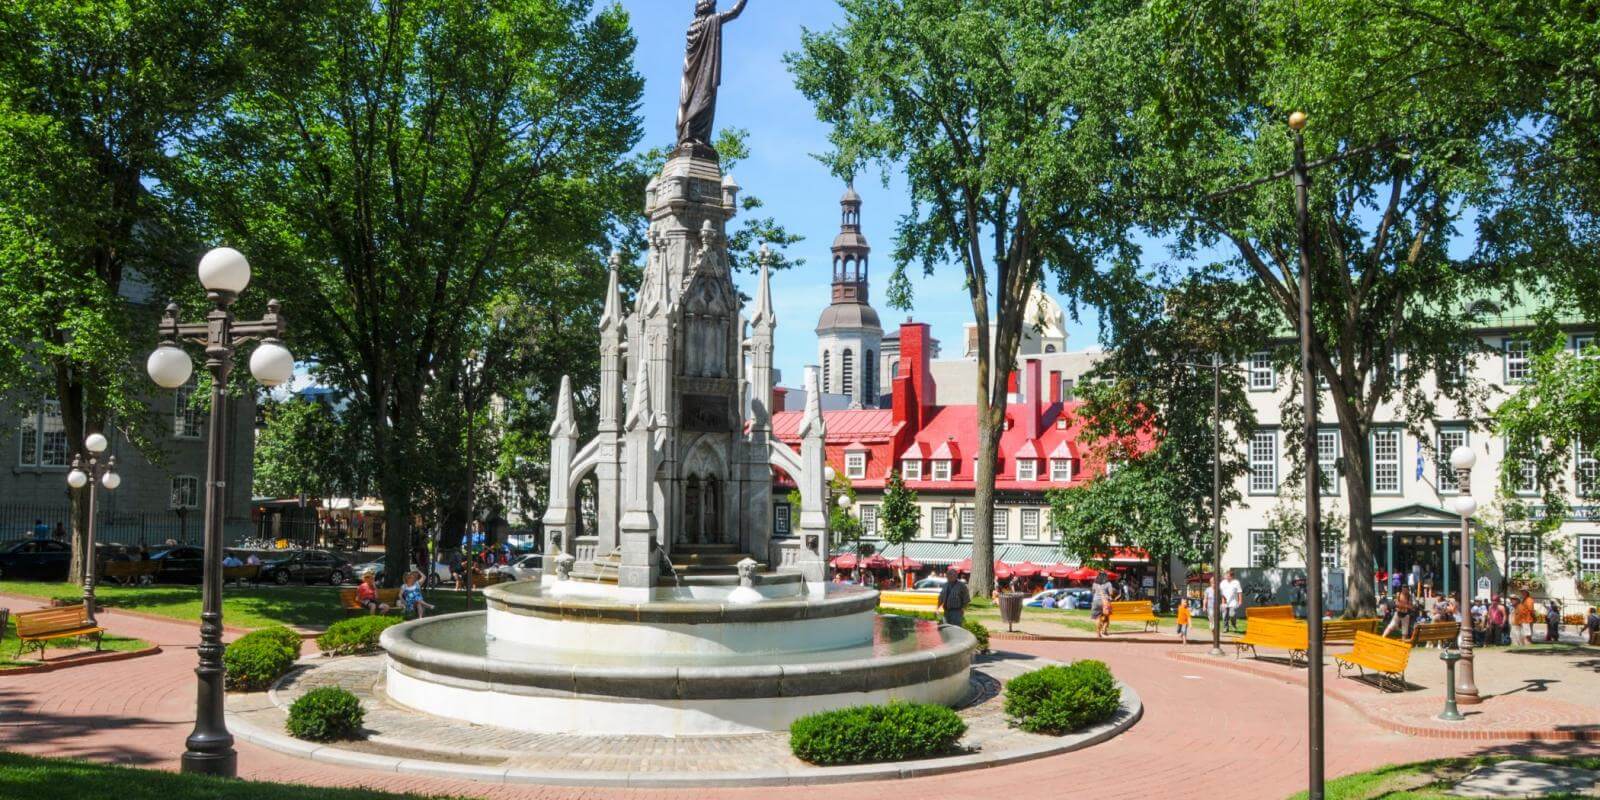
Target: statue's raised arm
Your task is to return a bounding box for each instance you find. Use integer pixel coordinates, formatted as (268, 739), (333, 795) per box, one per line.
(676, 0), (749, 149)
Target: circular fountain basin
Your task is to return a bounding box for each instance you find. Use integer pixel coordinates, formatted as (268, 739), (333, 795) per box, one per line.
(382, 606), (975, 736)
(482, 580), (881, 657)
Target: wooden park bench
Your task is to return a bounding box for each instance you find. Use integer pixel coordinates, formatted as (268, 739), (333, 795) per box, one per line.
(1247, 605), (1296, 621)
(1322, 618), (1380, 643)
(224, 564), (261, 586)
(1334, 631), (1415, 692)
(878, 591), (939, 608)
(1235, 618), (1309, 665)
(14, 604), (104, 661)
(1405, 620), (1460, 647)
(338, 587), (402, 614)
(101, 559), (160, 586)
(1106, 600), (1160, 632)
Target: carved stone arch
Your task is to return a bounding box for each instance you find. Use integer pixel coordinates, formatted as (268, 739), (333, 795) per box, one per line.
(567, 437), (603, 497)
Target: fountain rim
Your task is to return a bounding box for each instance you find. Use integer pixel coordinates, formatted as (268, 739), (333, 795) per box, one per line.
(482, 580), (881, 624)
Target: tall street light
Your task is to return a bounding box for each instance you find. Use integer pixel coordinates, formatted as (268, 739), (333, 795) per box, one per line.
(1181, 355), (1243, 657)
(1450, 445), (1480, 704)
(67, 433), (119, 624)
(147, 247), (292, 777)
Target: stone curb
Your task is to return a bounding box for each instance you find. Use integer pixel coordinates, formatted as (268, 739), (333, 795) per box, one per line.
(1168, 650), (1600, 743)
(227, 681), (1143, 788)
(0, 644), (163, 675)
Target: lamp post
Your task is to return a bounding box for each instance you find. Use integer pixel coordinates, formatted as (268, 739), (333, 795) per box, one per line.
(1450, 445), (1480, 704)
(1181, 355), (1243, 657)
(147, 247), (292, 778)
(67, 433), (120, 624)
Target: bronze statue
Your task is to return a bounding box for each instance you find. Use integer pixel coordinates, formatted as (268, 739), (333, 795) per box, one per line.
(676, 0), (748, 148)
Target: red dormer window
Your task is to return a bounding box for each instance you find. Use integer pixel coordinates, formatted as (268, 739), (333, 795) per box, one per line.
(845, 450), (867, 480)
(901, 459), (922, 480)
(931, 459), (952, 481)
(1016, 458), (1038, 481)
(1050, 458), (1073, 482)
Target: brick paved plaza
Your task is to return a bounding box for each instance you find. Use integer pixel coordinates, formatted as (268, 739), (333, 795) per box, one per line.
(4, 597), (1598, 799)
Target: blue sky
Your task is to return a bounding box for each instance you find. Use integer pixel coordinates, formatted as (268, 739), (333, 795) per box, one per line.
(614, 1), (1103, 384)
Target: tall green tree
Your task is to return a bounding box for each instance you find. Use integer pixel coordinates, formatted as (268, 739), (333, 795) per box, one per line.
(788, 0), (1139, 596)
(878, 470), (920, 568)
(0, 0), (285, 582)
(178, 0), (646, 584)
(254, 396), (369, 502)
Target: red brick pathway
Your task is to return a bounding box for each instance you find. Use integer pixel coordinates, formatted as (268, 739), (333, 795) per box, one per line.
(2, 604), (1594, 800)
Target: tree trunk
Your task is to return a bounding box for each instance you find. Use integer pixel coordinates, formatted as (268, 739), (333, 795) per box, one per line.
(971, 402), (999, 598)
(1339, 421), (1377, 617)
(57, 372), (90, 586)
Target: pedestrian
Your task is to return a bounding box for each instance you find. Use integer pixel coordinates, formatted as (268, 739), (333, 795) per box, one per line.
(1385, 586), (1414, 639)
(1487, 596), (1507, 646)
(1586, 607), (1600, 646)
(1545, 599), (1562, 642)
(50, 521), (66, 541)
(1219, 570), (1243, 633)
(1512, 590), (1536, 646)
(401, 571), (436, 619)
(935, 566), (970, 626)
(1175, 595), (1192, 644)
(1091, 573), (1112, 637)
(31, 519), (48, 540)
(356, 570), (389, 615)
(1203, 582), (1217, 631)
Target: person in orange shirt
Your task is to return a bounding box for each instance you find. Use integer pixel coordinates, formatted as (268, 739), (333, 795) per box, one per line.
(1175, 597), (1192, 644)
(1510, 590), (1537, 646)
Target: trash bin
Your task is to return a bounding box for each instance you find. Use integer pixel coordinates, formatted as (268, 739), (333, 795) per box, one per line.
(998, 592), (1025, 632)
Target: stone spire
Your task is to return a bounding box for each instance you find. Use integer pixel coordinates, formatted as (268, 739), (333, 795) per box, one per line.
(550, 374), (576, 437)
(600, 251), (623, 332)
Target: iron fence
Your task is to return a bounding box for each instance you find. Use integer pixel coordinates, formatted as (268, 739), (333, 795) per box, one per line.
(0, 502), (254, 549)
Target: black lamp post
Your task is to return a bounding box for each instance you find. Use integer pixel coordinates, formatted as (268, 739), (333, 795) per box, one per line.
(67, 434), (120, 624)
(1181, 355), (1243, 656)
(147, 247), (293, 778)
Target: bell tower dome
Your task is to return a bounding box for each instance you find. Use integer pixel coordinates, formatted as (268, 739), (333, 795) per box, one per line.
(816, 183), (884, 408)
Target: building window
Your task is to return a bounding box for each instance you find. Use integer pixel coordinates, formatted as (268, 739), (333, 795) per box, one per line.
(171, 475), (201, 510)
(959, 508), (974, 539)
(17, 402), (69, 468)
(1248, 430), (1278, 495)
(1248, 352), (1275, 390)
(1577, 439), (1598, 498)
(1371, 428), (1402, 494)
(1579, 535), (1600, 581)
(845, 451), (867, 480)
(174, 384), (202, 439)
(1322, 535), (1341, 572)
(1016, 458), (1037, 481)
(1507, 535), (1540, 575)
(822, 351), (831, 393)
(773, 503), (790, 535)
(1317, 429), (1340, 496)
(901, 459), (921, 481)
(992, 509), (1009, 540)
(1060, 378), (1076, 401)
(1508, 438), (1539, 495)
(931, 506), (950, 539)
(859, 504), (878, 537)
(1021, 508), (1040, 541)
(1575, 334), (1596, 358)
(932, 459), (952, 481)
(1249, 529), (1279, 567)
(1503, 338), (1531, 383)
(841, 349), (855, 396)
(1436, 428), (1468, 493)
(1050, 458), (1072, 482)
(864, 350), (875, 399)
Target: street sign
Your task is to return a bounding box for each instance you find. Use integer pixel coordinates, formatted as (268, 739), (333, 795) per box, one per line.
(1325, 569), (1347, 613)
(1476, 576), (1491, 600)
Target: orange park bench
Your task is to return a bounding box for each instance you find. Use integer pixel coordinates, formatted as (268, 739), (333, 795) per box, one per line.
(1106, 600), (1159, 632)
(1247, 605), (1296, 621)
(223, 564), (261, 586)
(1405, 621), (1460, 647)
(1321, 618), (1380, 643)
(1334, 631), (1415, 692)
(14, 604), (104, 661)
(1234, 618), (1309, 665)
(101, 559), (160, 586)
(338, 587), (402, 614)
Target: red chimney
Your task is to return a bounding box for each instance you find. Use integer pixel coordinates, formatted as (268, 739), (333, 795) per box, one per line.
(772, 386), (788, 413)
(1022, 358), (1043, 440)
(892, 322), (936, 430)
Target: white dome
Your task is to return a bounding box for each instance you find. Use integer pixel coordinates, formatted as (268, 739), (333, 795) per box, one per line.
(1024, 284), (1067, 340)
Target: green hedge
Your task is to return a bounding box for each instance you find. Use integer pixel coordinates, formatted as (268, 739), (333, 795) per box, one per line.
(876, 608), (990, 654)
(223, 626), (302, 691)
(315, 616), (401, 656)
(789, 702), (966, 764)
(1003, 660), (1121, 735)
(285, 686), (365, 742)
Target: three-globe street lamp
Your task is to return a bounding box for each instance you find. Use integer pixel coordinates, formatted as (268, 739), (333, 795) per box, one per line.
(147, 247), (292, 778)
(1450, 445), (1481, 705)
(67, 433), (120, 624)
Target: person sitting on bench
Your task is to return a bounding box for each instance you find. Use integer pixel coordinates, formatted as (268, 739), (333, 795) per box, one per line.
(356, 571), (389, 615)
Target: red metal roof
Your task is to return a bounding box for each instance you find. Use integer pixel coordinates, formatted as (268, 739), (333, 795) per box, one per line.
(771, 408), (897, 442)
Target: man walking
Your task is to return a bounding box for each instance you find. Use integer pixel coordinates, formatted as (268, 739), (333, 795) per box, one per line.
(1220, 570), (1243, 633)
(935, 566), (971, 626)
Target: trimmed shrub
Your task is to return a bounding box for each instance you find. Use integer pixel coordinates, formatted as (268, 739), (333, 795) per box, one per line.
(223, 626), (302, 691)
(1004, 660), (1121, 735)
(789, 702), (966, 765)
(285, 686), (365, 742)
(961, 619), (990, 654)
(316, 616), (401, 656)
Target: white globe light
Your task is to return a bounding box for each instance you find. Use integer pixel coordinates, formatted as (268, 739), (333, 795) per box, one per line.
(249, 340), (294, 387)
(85, 432), (108, 453)
(198, 246), (251, 293)
(836, 494), (852, 508)
(1454, 495), (1478, 517)
(1449, 445), (1476, 471)
(101, 471), (121, 491)
(824, 466), (837, 482)
(147, 345), (194, 389)
(67, 469), (88, 489)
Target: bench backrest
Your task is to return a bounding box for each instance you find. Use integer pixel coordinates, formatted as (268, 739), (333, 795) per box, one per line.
(223, 564), (260, 579)
(1107, 600), (1153, 615)
(1246, 617), (1308, 644)
(1350, 631), (1412, 669)
(339, 587), (402, 608)
(1322, 618), (1379, 642)
(1249, 605), (1295, 620)
(1409, 621), (1460, 644)
(16, 604), (92, 636)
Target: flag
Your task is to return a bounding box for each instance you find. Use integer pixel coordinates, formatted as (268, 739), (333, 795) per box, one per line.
(1415, 439), (1425, 481)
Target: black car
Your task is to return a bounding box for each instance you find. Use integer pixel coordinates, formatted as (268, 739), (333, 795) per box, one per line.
(0, 538), (71, 581)
(148, 545), (206, 584)
(258, 550), (351, 586)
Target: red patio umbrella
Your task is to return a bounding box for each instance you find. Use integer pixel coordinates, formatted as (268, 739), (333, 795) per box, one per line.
(1011, 561), (1043, 578)
(830, 553), (858, 570)
(862, 553), (891, 570)
(950, 558), (973, 573)
(887, 555), (923, 571)
(1045, 563), (1074, 579)
(993, 560), (1014, 580)
(1067, 566), (1101, 582)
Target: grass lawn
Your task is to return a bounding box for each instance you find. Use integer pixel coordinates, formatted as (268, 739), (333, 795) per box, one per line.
(0, 581), (478, 630)
(0, 751), (467, 800)
(1288, 756), (1600, 799)
(0, 615), (149, 670)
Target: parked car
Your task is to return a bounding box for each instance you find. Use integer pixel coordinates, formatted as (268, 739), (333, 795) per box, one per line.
(148, 545), (206, 584)
(346, 558), (454, 588)
(1061, 588), (1093, 610)
(258, 550), (351, 586)
(507, 554), (542, 581)
(0, 538), (71, 581)
(1023, 589), (1065, 608)
(912, 577), (948, 592)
